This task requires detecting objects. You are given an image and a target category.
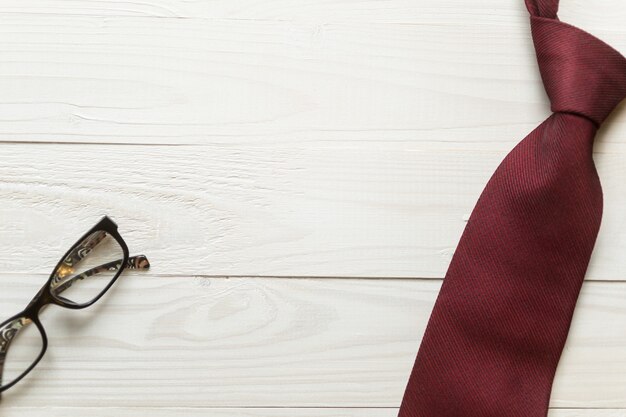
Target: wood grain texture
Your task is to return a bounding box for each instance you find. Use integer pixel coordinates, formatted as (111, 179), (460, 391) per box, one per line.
(2, 408), (625, 417)
(1, 144), (626, 279)
(1, 408), (395, 417)
(1, 276), (626, 408)
(0, 7), (624, 146)
(0, 13), (543, 145)
(5, 0), (626, 29)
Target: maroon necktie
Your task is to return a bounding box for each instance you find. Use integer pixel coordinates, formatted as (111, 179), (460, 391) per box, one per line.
(398, 1), (626, 416)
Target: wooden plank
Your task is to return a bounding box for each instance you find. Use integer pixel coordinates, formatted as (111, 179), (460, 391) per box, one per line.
(2, 275), (626, 408)
(551, 412), (626, 417)
(0, 144), (626, 279)
(0, 11), (624, 146)
(2, 408), (394, 417)
(3, 0), (626, 32)
(3, 407), (626, 417)
(0, 13), (541, 145)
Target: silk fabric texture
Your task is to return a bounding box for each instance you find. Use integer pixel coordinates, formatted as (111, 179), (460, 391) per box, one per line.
(398, 1), (626, 416)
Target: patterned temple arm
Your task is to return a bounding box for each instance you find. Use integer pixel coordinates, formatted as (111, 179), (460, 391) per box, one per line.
(61, 230), (107, 268)
(51, 255), (151, 295)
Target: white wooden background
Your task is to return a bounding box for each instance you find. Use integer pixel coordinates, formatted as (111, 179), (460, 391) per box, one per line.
(2, 0), (626, 415)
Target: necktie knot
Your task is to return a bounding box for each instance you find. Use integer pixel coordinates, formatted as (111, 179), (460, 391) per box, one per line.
(527, 2), (626, 125)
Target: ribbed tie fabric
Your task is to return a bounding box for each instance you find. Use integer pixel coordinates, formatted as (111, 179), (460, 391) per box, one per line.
(398, 1), (626, 416)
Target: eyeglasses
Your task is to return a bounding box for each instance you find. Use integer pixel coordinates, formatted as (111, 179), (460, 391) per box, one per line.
(0, 216), (150, 395)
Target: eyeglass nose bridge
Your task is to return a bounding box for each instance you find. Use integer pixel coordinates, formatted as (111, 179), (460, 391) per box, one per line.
(24, 283), (55, 316)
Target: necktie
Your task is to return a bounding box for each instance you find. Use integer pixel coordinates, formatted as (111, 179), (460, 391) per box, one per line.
(398, 1), (626, 416)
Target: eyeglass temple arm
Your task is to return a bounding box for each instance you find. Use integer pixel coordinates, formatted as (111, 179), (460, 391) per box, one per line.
(62, 230), (107, 267)
(52, 255), (151, 296)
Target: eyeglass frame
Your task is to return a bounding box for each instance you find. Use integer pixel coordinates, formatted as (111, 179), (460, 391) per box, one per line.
(0, 216), (149, 394)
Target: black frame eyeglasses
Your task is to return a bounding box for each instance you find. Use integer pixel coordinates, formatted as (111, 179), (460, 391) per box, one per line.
(0, 216), (150, 395)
